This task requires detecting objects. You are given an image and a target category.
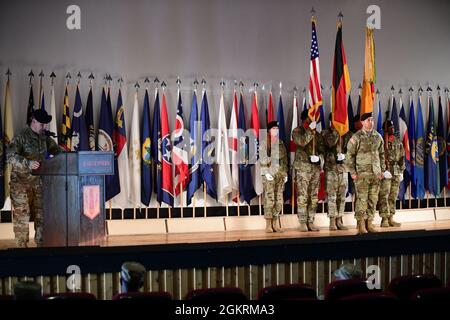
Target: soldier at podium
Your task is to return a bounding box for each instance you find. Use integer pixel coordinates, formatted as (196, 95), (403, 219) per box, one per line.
(7, 109), (63, 248)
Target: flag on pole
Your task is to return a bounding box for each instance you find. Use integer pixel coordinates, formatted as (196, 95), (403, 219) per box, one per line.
(216, 91), (233, 204)
(332, 20), (351, 136)
(112, 88), (130, 206)
(26, 84), (34, 125)
(425, 94), (439, 196)
(266, 91), (275, 124)
(347, 95), (355, 196)
(187, 91), (202, 205)
(172, 91), (189, 197)
(409, 94), (416, 198)
(71, 86), (89, 151)
(250, 91), (263, 196)
(376, 95), (383, 136)
(398, 98), (411, 200)
(60, 86), (71, 151)
(414, 94), (426, 199)
(48, 85), (58, 143)
(4, 78), (14, 198)
(159, 92), (174, 206)
(391, 96), (400, 136)
(129, 90), (141, 206)
(140, 89), (152, 206)
(152, 90), (162, 203)
(307, 17), (323, 123)
(229, 90), (239, 201)
(200, 90), (217, 200)
(361, 27), (376, 115)
(40, 91), (46, 111)
(238, 92), (257, 203)
(355, 91), (362, 131)
(98, 87), (120, 201)
(85, 87), (95, 150)
(289, 93), (299, 170)
(0, 97), (4, 209)
(447, 92), (450, 188)
(437, 94), (448, 193)
(277, 94), (291, 201)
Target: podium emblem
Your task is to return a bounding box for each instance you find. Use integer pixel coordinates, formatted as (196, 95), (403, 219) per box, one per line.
(83, 185), (101, 220)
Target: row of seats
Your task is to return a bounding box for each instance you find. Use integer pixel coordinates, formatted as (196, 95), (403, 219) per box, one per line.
(1, 274), (449, 300)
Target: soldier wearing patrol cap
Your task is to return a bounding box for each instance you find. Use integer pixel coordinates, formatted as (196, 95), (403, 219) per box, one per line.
(260, 121), (288, 233)
(292, 109), (325, 232)
(120, 261), (146, 292)
(378, 119), (404, 228)
(345, 112), (386, 235)
(7, 108), (63, 248)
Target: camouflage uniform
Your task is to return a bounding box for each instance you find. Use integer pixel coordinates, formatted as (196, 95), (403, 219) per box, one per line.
(378, 136), (405, 218)
(260, 139), (288, 219)
(292, 126), (324, 225)
(346, 129), (385, 221)
(7, 127), (62, 247)
(322, 127), (351, 219)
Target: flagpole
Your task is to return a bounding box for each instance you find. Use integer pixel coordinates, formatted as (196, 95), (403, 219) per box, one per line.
(176, 77), (184, 218)
(202, 79), (208, 218)
(254, 82), (263, 217)
(220, 79), (230, 217)
(152, 77), (160, 219)
(192, 79), (199, 218)
(161, 80), (172, 219)
(38, 70), (44, 109)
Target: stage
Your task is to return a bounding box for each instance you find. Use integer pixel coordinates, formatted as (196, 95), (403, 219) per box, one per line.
(1, 210), (450, 299)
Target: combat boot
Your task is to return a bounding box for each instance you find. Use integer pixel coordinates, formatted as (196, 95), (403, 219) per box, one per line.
(272, 216), (284, 233)
(307, 222), (319, 231)
(265, 219), (274, 233)
(16, 240), (28, 248)
(329, 218), (337, 231)
(365, 219), (377, 233)
(336, 217), (348, 230)
(380, 217), (390, 228)
(299, 222), (308, 232)
(357, 220), (368, 235)
(388, 216), (401, 227)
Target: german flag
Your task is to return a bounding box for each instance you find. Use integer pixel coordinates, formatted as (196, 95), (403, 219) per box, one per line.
(332, 21), (351, 136)
(60, 86), (71, 151)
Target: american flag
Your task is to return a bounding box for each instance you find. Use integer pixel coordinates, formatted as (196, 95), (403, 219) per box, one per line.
(308, 19), (323, 122)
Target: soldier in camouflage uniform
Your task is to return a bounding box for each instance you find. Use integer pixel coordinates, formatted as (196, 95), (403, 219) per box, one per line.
(346, 113), (386, 234)
(321, 115), (351, 231)
(378, 120), (404, 228)
(260, 121), (288, 233)
(7, 109), (62, 247)
(292, 109), (324, 232)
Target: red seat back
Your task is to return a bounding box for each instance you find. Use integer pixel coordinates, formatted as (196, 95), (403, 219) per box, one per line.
(258, 283), (317, 300)
(388, 274), (442, 300)
(185, 287), (247, 301)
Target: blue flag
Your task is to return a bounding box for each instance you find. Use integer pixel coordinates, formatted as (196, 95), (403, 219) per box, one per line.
(98, 88), (121, 201)
(85, 88), (95, 150)
(187, 92), (202, 205)
(200, 91), (217, 200)
(408, 97), (416, 198)
(415, 95), (426, 199)
(277, 95), (291, 201)
(152, 91), (162, 203)
(437, 95), (448, 193)
(71, 86), (89, 151)
(391, 96), (400, 137)
(141, 89), (152, 206)
(238, 93), (257, 203)
(377, 98), (383, 136)
(425, 95), (439, 196)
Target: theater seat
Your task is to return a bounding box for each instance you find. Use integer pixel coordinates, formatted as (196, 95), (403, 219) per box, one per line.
(112, 291), (172, 301)
(340, 292), (399, 301)
(0, 295), (13, 300)
(412, 287), (450, 301)
(258, 283), (317, 300)
(388, 274), (442, 300)
(44, 292), (97, 300)
(324, 279), (380, 301)
(185, 287), (248, 301)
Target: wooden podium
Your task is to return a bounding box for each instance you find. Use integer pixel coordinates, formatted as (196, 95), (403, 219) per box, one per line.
(33, 151), (114, 247)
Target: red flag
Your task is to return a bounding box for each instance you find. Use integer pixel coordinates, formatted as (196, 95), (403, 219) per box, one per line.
(267, 91), (275, 124)
(160, 93), (174, 206)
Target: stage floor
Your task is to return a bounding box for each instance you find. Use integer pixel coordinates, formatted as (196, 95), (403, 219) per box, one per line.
(1, 220), (450, 250)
